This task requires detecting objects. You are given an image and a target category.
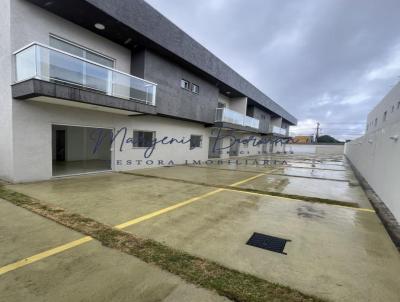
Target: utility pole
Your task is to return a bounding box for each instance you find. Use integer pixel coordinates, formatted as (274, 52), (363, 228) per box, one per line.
(315, 122), (320, 143)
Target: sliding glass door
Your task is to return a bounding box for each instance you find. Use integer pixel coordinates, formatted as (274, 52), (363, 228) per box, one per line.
(49, 36), (114, 94)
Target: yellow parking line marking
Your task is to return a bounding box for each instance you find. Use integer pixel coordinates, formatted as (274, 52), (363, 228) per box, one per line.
(223, 188), (375, 213)
(115, 172), (265, 230)
(0, 236), (92, 276)
(0, 174), (263, 276)
(229, 173), (265, 187)
(114, 188), (224, 229)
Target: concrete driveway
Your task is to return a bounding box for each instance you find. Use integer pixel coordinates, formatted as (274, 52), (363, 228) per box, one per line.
(1, 154), (400, 302)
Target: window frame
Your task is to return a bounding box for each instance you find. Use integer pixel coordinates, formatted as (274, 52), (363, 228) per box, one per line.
(191, 83), (199, 94)
(189, 135), (203, 149)
(132, 130), (156, 148)
(49, 34), (116, 67)
(181, 79), (190, 91)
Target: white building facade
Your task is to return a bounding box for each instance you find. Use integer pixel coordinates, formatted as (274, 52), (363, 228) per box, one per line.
(0, 0), (296, 183)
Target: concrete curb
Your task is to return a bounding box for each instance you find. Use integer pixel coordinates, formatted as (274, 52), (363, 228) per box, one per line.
(346, 157), (400, 251)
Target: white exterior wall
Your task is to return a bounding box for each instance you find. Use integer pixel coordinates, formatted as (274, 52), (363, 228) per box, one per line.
(10, 0), (131, 73)
(345, 82), (400, 222)
(218, 94), (231, 108)
(0, 0), (14, 181)
(271, 117), (283, 128)
(12, 101), (210, 182)
(217, 94), (247, 115)
(230, 97), (247, 115)
(237, 134), (262, 156)
(6, 0), (138, 182)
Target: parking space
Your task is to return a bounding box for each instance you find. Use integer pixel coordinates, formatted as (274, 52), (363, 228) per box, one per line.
(0, 198), (228, 302)
(1, 154), (400, 302)
(123, 162), (370, 209)
(238, 174), (372, 209)
(125, 165), (266, 186)
(271, 166), (357, 182)
(5, 173), (212, 226)
(125, 190), (400, 302)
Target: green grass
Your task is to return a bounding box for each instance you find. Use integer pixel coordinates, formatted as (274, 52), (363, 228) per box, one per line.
(0, 185), (326, 302)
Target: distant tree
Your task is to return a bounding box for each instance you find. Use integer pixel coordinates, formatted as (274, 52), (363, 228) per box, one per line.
(317, 135), (343, 143)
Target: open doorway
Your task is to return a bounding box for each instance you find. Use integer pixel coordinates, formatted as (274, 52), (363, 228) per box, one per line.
(229, 138), (239, 157)
(208, 137), (221, 158)
(52, 125), (112, 176)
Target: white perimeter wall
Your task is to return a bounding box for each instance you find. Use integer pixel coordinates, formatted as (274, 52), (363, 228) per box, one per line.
(345, 117), (400, 222)
(287, 144), (344, 155)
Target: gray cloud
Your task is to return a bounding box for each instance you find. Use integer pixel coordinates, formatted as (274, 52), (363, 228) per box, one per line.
(146, 0), (400, 140)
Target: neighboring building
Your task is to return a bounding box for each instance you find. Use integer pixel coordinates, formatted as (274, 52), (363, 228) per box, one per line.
(345, 81), (400, 222)
(291, 136), (314, 144)
(0, 0), (296, 183)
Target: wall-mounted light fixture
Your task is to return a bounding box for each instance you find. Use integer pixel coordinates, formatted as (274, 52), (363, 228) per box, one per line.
(389, 135), (399, 142)
(368, 139), (373, 144)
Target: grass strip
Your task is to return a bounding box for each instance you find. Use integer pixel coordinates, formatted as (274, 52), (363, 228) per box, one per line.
(0, 185), (325, 302)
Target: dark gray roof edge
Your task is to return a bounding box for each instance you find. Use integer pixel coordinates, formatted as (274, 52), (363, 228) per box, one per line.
(86, 0), (297, 125)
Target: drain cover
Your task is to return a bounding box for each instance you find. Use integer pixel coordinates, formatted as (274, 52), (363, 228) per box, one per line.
(246, 232), (290, 255)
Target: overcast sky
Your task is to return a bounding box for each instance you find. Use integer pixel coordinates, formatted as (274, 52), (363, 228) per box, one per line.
(146, 0), (400, 141)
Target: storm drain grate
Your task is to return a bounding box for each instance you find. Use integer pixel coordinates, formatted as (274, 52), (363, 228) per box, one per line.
(246, 232), (291, 255)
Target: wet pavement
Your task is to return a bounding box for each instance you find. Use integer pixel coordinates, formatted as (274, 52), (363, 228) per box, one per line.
(2, 153), (400, 302)
(0, 199), (228, 302)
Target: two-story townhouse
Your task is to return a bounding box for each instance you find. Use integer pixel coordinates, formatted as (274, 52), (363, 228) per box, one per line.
(0, 0), (297, 182)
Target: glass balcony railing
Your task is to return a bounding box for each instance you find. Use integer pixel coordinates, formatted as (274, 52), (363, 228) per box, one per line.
(215, 107), (260, 129)
(270, 125), (288, 135)
(14, 43), (157, 105)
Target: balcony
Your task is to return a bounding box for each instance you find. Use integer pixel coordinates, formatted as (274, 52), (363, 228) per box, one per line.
(215, 107), (260, 129)
(12, 43), (157, 113)
(270, 125), (288, 136)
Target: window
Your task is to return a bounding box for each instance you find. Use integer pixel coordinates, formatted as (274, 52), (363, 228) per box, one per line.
(374, 118), (378, 127)
(383, 111), (387, 122)
(397, 101), (400, 110)
(132, 131), (155, 148)
(50, 35), (114, 67)
(49, 35), (114, 93)
(217, 102), (226, 108)
(190, 135), (202, 149)
(261, 114), (266, 120)
(191, 83), (199, 94)
(181, 79), (199, 94)
(392, 105), (395, 113)
(181, 79), (190, 90)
